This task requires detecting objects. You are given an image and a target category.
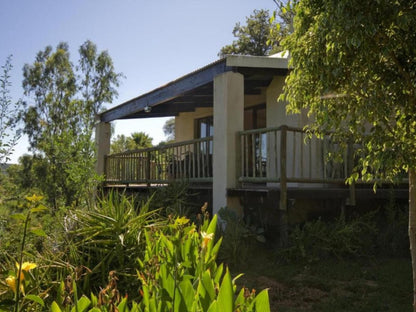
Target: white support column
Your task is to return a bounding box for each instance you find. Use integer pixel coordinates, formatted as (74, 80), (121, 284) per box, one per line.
(213, 71), (244, 215)
(95, 122), (111, 176)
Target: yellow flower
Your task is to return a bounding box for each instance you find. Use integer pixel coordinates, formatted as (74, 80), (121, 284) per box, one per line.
(25, 194), (44, 203)
(15, 262), (37, 281)
(16, 262), (37, 272)
(5, 276), (24, 295)
(175, 216), (190, 226)
(201, 231), (214, 249)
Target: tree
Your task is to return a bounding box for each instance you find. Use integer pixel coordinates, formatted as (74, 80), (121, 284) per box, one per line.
(0, 56), (21, 163)
(219, 9), (276, 57)
(282, 0), (416, 308)
(163, 117), (175, 142)
(218, 6), (294, 57)
(22, 41), (122, 210)
(110, 132), (153, 154)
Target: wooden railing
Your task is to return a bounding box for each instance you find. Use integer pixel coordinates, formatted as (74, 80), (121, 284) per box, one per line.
(105, 137), (213, 185)
(105, 126), (354, 188)
(238, 125), (353, 185)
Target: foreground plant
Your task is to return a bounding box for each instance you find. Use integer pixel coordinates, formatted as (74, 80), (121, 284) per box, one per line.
(52, 211), (271, 311)
(1, 194), (47, 311)
(65, 192), (164, 294)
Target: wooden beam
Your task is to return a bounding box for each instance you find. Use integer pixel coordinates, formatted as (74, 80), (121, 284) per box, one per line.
(119, 112), (179, 119)
(100, 60), (229, 122)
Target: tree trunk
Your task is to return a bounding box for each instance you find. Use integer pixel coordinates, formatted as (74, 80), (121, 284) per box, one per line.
(409, 168), (416, 311)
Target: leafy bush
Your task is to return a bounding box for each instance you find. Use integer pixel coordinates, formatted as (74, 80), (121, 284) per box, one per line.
(280, 213), (378, 263)
(50, 213), (271, 311)
(217, 208), (262, 268)
(376, 201), (409, 257)
(64, 191), (165, 295)
(148, 181), (199, 218)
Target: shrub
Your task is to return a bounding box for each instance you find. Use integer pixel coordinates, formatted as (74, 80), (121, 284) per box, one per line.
(50, 213), (271, 312)
(217, 207), (261, 269)
(280, 213), (378, 263)
(64, 191), (165, 295)
(376, 201), (409, 257)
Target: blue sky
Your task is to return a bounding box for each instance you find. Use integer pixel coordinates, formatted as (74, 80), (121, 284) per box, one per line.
(1, 0), (277, 163)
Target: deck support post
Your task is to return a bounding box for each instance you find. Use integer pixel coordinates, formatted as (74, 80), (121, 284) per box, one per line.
(279, 125), (288, 246)
(213, 71), (244, 215)
(95, 121), (111, 177)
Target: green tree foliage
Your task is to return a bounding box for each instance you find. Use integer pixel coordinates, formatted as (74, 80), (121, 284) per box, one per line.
(110, 132), (153, 154)
(162, 117), (175, 141)
(0, 56), (21, 163)
(219, 9), (276, 57)
(219, 6), (294, 57)
(282, 0), (416, 307)
(22, 41), (122, 210)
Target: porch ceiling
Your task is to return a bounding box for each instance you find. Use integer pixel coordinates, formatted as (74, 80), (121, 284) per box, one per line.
(99, 55), (289, 122)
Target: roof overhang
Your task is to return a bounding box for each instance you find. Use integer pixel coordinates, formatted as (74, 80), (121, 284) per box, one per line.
(99, 55), (289, 122)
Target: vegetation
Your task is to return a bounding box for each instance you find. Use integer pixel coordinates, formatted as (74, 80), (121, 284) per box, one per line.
(110, 132), (153, 153)
(0, 56), (21, 164)
(282, 0), (416, 307)
(22, 41), (122, 211)
(218, 3), (294, 57)
(0, 193), (271, 311)
(1, 5), (414, 310)
(162, 117), (175, 142)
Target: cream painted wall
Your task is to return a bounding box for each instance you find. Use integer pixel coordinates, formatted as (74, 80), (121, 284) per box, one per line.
(175, 107), (213, 142)
(266, 76), (324, 183)
(266, 76), (302, 128)
(174, 92), (266, 142)
(244, 93), (266, 108)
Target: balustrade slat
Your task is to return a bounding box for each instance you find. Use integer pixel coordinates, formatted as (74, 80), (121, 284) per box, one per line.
(237, 126), (350, 185)
(104, 137), (213, 184)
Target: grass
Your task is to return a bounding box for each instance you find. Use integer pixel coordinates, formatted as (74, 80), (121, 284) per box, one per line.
(235, 244), (413, 311)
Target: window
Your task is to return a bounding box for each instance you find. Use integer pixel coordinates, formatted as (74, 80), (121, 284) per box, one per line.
(244, 104), (266, 130)
(197, 116), (213, 138)
(196, 116), (213, 154)
(244, 104), (267, 177)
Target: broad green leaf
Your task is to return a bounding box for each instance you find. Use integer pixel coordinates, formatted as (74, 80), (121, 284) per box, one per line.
(206, 214), (217, 235)
(201, 270), (216, 300)
(11, 213), (26, 221)
(30, 204), (48, 213)
(206, 300), (219, 312)
(214, 263), (224, 284)
(217, 269), (233, 312)
(179, 279), (195, 311)
(90, 293), (98, 307)
(25, 294), (44, 307)
(117, 297), (129, 312)
(51, 302), (62, 312)
(30, 228), (47, 237)
(71, 296), (91, 312)
(234, 288), (245, 308)
(160, 264), (175, 299)
(254, 289), (271, 312)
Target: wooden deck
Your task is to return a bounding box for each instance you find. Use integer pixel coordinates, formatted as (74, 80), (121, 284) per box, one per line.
(104, 126), (408, 206)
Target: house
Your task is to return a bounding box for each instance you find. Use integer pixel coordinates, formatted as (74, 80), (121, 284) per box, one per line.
(96, 54), (407, 240)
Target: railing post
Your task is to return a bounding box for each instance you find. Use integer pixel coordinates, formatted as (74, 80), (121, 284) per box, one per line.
(280, 125), (288, 247)
(235, 131), (242, 186)
(146, 150), (151, 187)
(104, 155), (108, 181)
(347, 139), (356, 206)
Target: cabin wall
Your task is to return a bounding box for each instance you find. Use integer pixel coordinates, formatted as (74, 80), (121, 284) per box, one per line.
(174, 93), (267, 142)
(266, 76), (324, 183)
(175, 107), (213, 142)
